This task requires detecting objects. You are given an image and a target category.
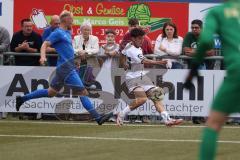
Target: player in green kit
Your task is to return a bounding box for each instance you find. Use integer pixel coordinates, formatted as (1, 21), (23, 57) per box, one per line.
(184, 1), (240, 160)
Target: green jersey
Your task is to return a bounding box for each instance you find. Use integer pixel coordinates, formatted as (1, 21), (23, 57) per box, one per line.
(194, 0), (240, 72)
(182, 32), (199, 53)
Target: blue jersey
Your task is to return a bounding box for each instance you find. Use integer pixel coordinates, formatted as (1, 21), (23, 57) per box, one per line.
(46, 28), (74, 68)
(46, 28), (85, 91)
(42, 26), (55, 41)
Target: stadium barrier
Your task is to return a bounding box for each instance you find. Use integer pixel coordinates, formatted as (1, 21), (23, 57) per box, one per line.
(1, 52), (236, 119)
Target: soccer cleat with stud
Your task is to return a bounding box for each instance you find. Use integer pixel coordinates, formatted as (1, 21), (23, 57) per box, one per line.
(16, 96), (24, 112)
(97, 112), (113, 125)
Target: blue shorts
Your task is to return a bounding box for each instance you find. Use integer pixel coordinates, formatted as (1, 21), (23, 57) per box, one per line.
(50, 69), (85, 92)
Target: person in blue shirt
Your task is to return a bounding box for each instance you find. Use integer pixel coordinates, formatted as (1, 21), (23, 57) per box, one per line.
(42, 15), (60, 66)
(15, 10), (113, 125)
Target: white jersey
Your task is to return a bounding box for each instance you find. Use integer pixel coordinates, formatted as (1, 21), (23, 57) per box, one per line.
(122, 42), (147, 79)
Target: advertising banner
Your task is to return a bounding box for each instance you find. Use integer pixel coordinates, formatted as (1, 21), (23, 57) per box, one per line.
(0, 66), (231, 117)
(14, 0), (188, 44)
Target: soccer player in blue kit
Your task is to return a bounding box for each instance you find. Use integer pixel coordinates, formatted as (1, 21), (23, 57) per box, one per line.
(16, 10), (113, 125)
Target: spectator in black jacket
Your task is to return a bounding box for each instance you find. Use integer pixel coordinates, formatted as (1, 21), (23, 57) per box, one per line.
(10, 18), (42, 66)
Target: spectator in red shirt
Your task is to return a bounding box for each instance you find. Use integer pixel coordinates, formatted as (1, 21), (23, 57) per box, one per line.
(119, 18), (153, 55)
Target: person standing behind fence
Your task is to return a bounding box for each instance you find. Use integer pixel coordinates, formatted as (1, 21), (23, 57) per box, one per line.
(183, 19), (215, 124)
(0, 26), (10, 65)
(184, 1), (240, 159)
(42, 15), (60, 66)
(72, 21), (99, 83)
(154, 22), (183, 69)
(98, 29), (119, 68)
(182, 19), (216, 70)
(10, 18), (42, 66)
(119, 18), (153, 55)
(0, 26), (10, 53)
(0, 26), (10, 119)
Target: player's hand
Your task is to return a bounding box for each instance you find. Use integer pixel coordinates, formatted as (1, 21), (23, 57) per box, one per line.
(39, 57), (47, 66)
(123, 64), (129, 70)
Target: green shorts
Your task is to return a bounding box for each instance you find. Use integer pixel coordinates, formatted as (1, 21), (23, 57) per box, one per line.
(212, 74), (240, 114)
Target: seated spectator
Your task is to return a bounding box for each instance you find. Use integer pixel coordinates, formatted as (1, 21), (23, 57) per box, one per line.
(182, 19), (215, 69)
(42, 15), (60, 66)
(154, 22), (183, 69)
(119, 18), (153, 55)
(10, 18), (42, 66)
(73, 20), (99, 83)
(0, 26), (10, 65)
(98, 29), (119, 68)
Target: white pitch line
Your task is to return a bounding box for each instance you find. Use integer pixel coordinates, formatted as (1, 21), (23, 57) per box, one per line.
(0, 134), (240, 144)
(0, 120), (240, 129)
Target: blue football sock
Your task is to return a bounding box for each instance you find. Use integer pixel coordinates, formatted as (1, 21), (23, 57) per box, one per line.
(80, 96), (101, 120)
(22, 89), (49, 102)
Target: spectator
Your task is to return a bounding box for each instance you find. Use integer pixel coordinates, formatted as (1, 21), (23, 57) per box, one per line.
(72, 20), (99, 83)
(0, 26), (10, 65)
(42, 15), (60, 66)
(119, 18), (153, 55)
(0, 26), (10, 119)
(154, 22), (183, 69)
(10, 18), (42, 66)
(182, 19), (215, 69)
(0, 26), (10, 53)
(98, 29), (119, 68)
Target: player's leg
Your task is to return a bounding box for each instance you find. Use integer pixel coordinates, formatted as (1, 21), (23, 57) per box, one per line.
(65, 70), (113, 125)
(147, 87), (183, 126)
(199, 111), (227, 160)
(199, 78), (239, 160)
(117, 87), (147, 126)
(15, 74), (61, 111)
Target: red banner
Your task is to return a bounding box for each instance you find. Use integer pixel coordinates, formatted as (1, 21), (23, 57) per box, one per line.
(14, 0), (188, 44)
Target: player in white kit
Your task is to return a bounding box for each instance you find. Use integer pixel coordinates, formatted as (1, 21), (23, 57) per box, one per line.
(117, 27), (183, 126)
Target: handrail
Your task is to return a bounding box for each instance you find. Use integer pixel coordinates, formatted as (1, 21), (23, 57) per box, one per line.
(2, 52), (224, 60)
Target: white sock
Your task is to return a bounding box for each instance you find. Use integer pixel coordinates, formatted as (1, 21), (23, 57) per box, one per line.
(120, 106), (131, 118)
(161, 111), (171, 122)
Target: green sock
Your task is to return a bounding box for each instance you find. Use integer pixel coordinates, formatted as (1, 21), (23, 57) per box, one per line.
(199, 127), (219, 160)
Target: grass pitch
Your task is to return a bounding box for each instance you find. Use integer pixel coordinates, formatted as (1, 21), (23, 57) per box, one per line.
(0, 120), (240, 160)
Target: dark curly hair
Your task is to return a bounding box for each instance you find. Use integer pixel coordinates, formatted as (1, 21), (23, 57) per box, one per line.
(130, 27), (145, 38)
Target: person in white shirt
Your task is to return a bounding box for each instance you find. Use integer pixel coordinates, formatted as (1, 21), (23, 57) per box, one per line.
(154, 22), (183, 69)
(73, 20), (99, 57)
(72, 21), (99, 83)
(99, 29), (119, 69)
(117, 27), (183, 126)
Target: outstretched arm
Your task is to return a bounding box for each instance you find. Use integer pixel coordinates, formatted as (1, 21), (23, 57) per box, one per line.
(40, 41), (51, 65)
(142, 58), (167, 66)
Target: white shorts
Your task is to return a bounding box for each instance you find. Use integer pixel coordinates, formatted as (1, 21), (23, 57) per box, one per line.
(125, 75), (155, 93)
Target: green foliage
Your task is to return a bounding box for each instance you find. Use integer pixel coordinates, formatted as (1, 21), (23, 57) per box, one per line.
(127, 3), (151, 25)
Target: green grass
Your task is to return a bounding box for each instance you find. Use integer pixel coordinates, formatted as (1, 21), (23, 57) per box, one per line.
(0, 120), (240, 160)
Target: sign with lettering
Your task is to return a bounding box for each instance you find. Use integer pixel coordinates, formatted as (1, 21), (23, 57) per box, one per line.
(0, 66), (231, 117)
(14, 0), (188, 44)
